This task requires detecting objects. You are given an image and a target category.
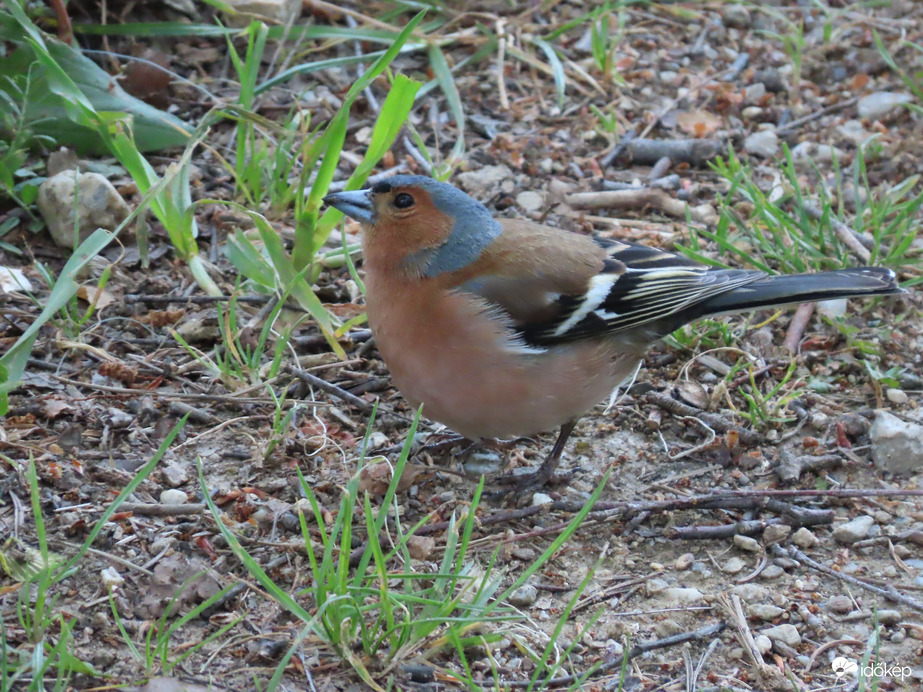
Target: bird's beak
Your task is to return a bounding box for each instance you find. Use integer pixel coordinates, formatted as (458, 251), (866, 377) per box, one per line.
(323, 189), (374, 224)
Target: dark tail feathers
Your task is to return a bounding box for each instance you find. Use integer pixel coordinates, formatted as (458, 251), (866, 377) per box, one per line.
(693, 267), (902, 319)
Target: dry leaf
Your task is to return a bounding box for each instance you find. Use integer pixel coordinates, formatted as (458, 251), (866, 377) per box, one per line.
(42, 398), (74, 419)
(77, 284), (116, 310)
(675, 109), (722, 137)
(145, 309), (185, 327)
(357, 458), (429, 496)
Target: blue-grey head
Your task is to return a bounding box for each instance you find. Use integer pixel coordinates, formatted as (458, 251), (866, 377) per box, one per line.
(323, 175), (502, 278)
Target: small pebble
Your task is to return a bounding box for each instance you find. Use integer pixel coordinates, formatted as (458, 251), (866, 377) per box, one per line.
(833, 515), (875, 544)
(837, 119), (872, 145)
(721, 4), (751, 29)
(515, 190), (545, 213)
(160, 489), (188, 505)
(886, 388), (909, 405)
(508, 584), (538, 608)
(760, 565), (784, 580)
(791, 141), (845, 163)
(817, 298), (848, 319)
(857, 91), (913, 119)
(734, 535), (761, 552)
(723, 557), (746, 574)
(744, 130), (779, 157)
(754, 634), (772, 655)
(407, 536), (435, 560)
(161, 462), (189, 488)
(827, 595), (854, 614)
(773, 557), (798, 570)
(731, 584), (770, 602)
(871, 411), (923, 476)
(754, 68), (785, 92)
(531, 493), (553, 507)
(749, 604), (784, 621)
(101, 566), (124, 591)
(661, 587), (704, 606)
(762, 524), (791, 545)
(762, 624), (801, 647)
(511, 548), (537, 561)
(792, 527), (818, 548)
(674, 553), (694, 570)
(744, 82), (766, 104)
(366, 431), (389, 448)
(877, 610), (901, 627)
(645, 578), (669, 596)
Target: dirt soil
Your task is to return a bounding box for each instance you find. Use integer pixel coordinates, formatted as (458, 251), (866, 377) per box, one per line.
(1, 1), (923, 691)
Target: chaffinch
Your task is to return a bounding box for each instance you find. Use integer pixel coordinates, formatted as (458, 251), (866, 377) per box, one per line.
(324, 176), (900, 488)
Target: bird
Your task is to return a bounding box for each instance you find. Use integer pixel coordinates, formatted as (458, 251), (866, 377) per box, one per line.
(323, 175), (901, 489)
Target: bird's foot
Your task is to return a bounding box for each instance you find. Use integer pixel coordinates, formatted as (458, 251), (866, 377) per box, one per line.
(419, 434), (534, 458)
(485, 466), (581, 501)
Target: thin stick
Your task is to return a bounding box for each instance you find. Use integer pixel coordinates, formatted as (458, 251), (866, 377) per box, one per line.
(800, 201), (873, 262)
(779, 545), (923, 613)
(496, 18), (510, 111)
(783, 301), (815, 353)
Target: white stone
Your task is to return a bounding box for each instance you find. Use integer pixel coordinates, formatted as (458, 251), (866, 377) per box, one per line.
(531, 492), (553, 507)
(160, 489), (189, 505)
(674, 553), (694, 570)
(744, 130), (778, 157)
(754, 634), (772, 654)
(816, 298), (848, 319)
(509, 584), (538, 607)
(833, 515), (875, 544)
(516, 190), (545, 213)
(101, 566), (124, 592)
(792, 527), (817, 548)
(734, 535), (762, 552)
(37, 170), (130, 249)
(837, 119), (873, 145)
(731, 584), (770, 602)
(886, 389), (909, 405)
(744, 82), (766, 105)
(749, 604), (784, 621)
(661, 587), (704, 605)
(456, 164), (513, 199)
(0, 267), (32, 293)
(871, 410), (923, 475)
(723, 557), (746, 574)
(762, 525), (791, 545)
(762, 623), (801, 646)
(857, 92), (913, 119)
(790, 141), (845, 164)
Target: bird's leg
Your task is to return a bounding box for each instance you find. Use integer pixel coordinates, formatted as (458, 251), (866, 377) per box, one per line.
(493, 419), (579, 490)
(533, 419), (578, 484)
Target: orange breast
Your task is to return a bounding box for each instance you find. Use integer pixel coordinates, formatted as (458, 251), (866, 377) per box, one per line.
(365, 274), (644, 439)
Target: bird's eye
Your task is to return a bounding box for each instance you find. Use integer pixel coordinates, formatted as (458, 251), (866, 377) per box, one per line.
(393, 193), (415, 209)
